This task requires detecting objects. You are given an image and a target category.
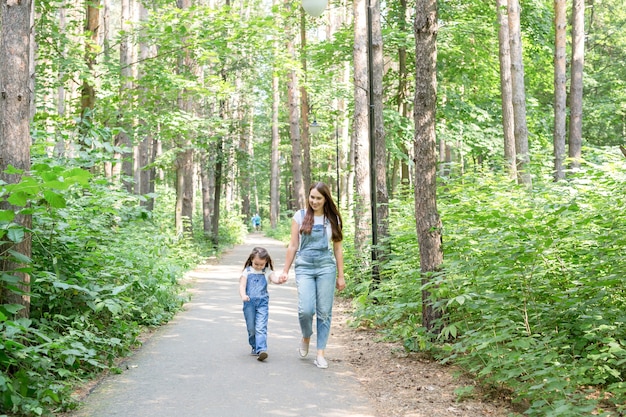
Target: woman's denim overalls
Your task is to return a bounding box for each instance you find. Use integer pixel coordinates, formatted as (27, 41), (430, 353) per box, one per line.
(242, 266), (269, 354)
(294, 212), (337, 350)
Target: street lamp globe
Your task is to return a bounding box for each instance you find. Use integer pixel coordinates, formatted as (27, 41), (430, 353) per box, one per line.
(302, 0), (327, 17)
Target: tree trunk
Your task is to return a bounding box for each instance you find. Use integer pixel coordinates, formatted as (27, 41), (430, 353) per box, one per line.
(371, 0), (389, 273)
(0, 0), (33, 317)
(397, 0), (411, 195)
(286, 11), (306, 210)
(174, 0), (196, 236)
(211, 98), (226, 247)
(508, 0), (531, 186)
(343, 62), (354, 210)
(553, 0), (567, 180)
(414, 0), (443, 334)
(136, 1), (155, 208)
(200, 149), (212, 236)
(268, 0), (282, 229)
(54, 7), (67, 158)
(239, 108), (252, 218)
(329, 0), (350, 209)
(353, 0), (372, 270)
(80, 0), (99, 121)
(137, 2), (158, 210)
(211, 135), (223, 246)
(117, 0), (134, 192)
(300, 9), (312, 192)
(496, 0), (517, 179)
(568, 0), (584, 171)
(270, 59), (280, 229)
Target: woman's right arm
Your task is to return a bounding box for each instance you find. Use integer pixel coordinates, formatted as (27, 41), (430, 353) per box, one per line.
(280, 219), (300, 282)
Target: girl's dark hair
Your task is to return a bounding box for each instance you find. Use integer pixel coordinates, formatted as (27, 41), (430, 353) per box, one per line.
(300, 182), (343, 242)
(243, 247), (274, 271)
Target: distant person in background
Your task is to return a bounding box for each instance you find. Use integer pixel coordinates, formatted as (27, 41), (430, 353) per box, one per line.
(279, 182), (345, 369)
(239, 247), (285, 361)
(252, 213), (261, 231)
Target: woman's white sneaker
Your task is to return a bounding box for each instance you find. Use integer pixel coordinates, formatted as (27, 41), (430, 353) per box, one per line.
(298, 339), (309, 358)
(314, 356), (328, 369)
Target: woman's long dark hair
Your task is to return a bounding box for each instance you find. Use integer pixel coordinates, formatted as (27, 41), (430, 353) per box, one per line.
(243, 247), (274, 271)
(300, 182), (343, 242)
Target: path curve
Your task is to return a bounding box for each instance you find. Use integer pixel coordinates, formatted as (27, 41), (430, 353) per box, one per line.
(68, 233), (376, 417)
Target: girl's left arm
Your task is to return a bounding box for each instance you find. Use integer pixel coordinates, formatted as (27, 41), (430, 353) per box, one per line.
(333, 240), (346, 291)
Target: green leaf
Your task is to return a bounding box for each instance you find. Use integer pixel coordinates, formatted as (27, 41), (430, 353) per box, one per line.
(66, 168), (92, 185)
(7, 228), (25, 243)
(7, 192), (28, 207)
(0, 273), (20, 284)
(0, 210), (15, 221)
(43, 190), (67, 208)
(0, 304), (25, 315)
(8, 249), (31, 264)
(3, 165), (23, 175)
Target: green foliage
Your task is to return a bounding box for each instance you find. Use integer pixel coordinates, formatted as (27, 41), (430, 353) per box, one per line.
(0, 165), (210, 416)
(350, 150), (626, 416)
(263, 218), (292, 243)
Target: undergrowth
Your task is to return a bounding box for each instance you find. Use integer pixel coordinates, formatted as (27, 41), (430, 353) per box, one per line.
(348, 152), (626, 417)
(0, 164), (244, 416)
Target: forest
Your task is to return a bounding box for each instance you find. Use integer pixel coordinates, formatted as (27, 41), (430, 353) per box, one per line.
(1, 0), (625, 415)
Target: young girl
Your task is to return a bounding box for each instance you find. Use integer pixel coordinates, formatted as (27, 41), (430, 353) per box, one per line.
(239, 247), (282, 361)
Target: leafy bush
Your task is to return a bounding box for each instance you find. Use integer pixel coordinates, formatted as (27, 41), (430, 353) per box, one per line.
(0, 164), (213, 416)
(351, 151), (626, 416)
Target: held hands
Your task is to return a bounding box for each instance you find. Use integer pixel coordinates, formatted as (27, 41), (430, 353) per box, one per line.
(278, 271), (289, 284)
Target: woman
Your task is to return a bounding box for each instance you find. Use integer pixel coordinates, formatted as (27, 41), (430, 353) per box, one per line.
(279, 182), (345, 369)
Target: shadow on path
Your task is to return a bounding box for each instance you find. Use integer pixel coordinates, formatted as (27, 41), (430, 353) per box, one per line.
(68, 234), (376, 417)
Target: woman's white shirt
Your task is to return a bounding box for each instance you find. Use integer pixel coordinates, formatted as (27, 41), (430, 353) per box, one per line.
(293, 210), (335, 248)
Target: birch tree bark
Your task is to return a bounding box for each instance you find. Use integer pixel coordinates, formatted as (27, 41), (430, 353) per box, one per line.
(0, 0), (33, 317)
(414, 0), (443, 333)
(496, 0), (517, 179)
(568, 0), (585, 171)
(553, 0), (567, 180)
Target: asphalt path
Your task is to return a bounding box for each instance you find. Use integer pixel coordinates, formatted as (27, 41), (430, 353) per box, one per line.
(68, 233), (376, 417)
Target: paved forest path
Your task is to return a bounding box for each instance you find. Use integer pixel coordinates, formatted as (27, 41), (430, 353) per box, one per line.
(67, 233), (376, 417)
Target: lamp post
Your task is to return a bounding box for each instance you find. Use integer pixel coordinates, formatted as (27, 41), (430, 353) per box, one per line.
(335, 121), (340, 209)
(366, 0), (378, 280)
(303, 0), (377, 278)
